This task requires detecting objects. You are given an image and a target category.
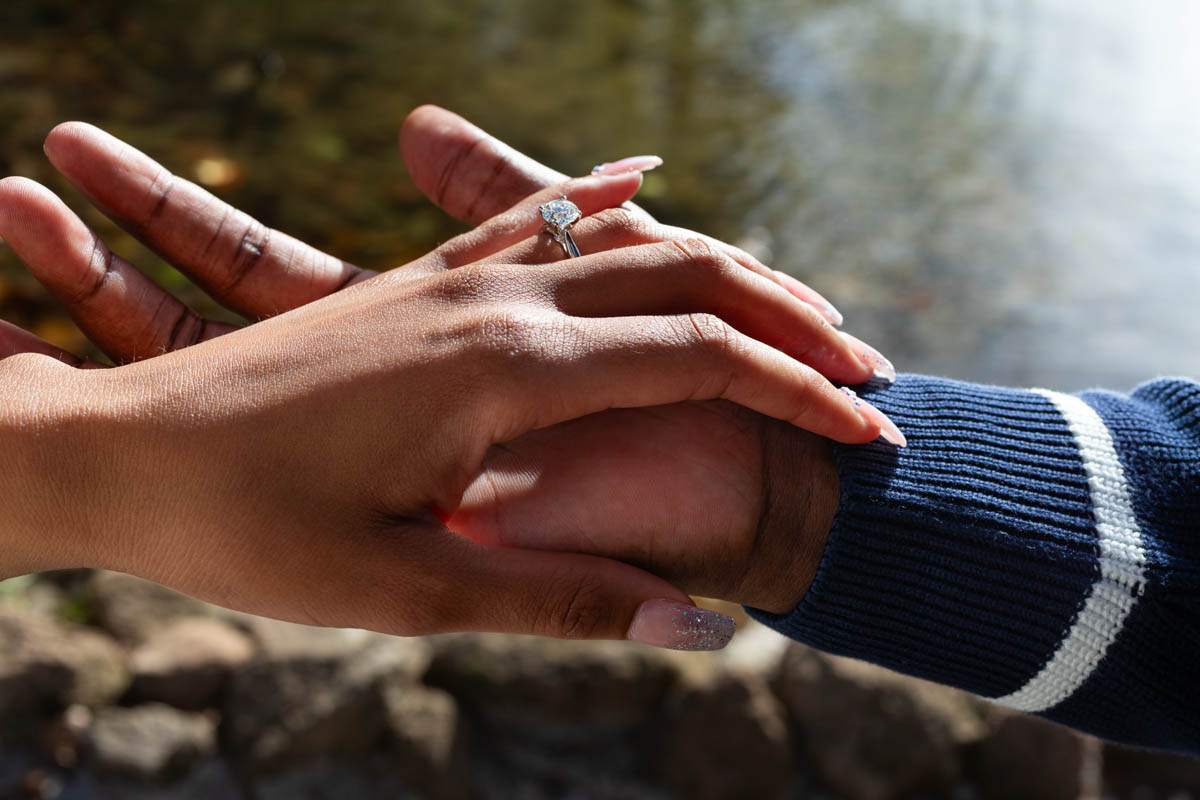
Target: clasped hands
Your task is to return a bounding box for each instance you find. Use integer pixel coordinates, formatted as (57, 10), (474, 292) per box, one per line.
(0, 106), (900, 650)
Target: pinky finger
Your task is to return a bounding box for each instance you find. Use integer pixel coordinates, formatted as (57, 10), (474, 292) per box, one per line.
(499, 313), (901, 447)
(648, 223), (843, 326)
(0, 177), (237, 364)
(771, 270), (844, 327)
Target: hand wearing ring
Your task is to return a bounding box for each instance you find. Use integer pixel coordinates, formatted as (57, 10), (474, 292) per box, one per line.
(539, 196), (583, 258)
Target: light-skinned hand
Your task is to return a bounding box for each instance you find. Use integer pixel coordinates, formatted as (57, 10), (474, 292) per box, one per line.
(0, 112), (893, 648)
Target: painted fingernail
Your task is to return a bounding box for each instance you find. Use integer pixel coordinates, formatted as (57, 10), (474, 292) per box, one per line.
(591, 155), (663, 176)
(815, 299), (844, 327)
(627, 600), (736, 651)
(840, 333), (896, 383)
(774, 271), (843, 326)
(841, 387), (907, 447)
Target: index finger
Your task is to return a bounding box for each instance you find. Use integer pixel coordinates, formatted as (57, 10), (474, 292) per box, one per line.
(399, 105), (843, 325)
(400, 105), (572, 226)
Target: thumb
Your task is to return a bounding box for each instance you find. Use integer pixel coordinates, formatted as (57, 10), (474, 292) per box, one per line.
(444, 538), (737, 651)
(351, 527), (736, 651)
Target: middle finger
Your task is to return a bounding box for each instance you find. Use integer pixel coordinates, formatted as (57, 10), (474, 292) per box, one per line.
(529, 239), (873, 385)
(484, 201), (846, 328)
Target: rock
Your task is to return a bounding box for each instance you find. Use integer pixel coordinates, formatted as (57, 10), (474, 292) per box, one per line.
(230, 614), (387, 661)
(381, 682), (470, 800)
(471, 754), (672, 800)
(0, 750), (39, 798)
(713, 617), (793, 676)
(67, 629), (131, 709)
(656, 672), (793, 800)
(1103, 741), (1200, 799)
(225, 627), (431, 773)
(130, 617), (254, 709)
(38, 704), (93, 769)
(85, 571), (211, 643)
(774, 644), (988, 800)
(964, 710), (1084, 800)
(84, 704), (217, 783)
(253, 756), (422, 800)
(425, 635), (688, 792)
(0, 574), (69, 619)
(91, 758), (243, 800)
(426, 634), (680, 734)
(0, 607), (129, 744)
(9, 767), (68, 800)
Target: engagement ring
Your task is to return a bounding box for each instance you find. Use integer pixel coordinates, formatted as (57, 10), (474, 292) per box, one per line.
(539, 196), (582, 258)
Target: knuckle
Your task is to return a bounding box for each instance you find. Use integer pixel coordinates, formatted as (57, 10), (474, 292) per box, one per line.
(197, 206), (233, 265)
(222, 218), (272, 291)
(591, 206), (642, 236)
(163, 309), (209, 353)
(72, 236), (115, 306)
(474, 308), (551, 365)
(684, 312), (739, 359)
(467, 308), (584, 401)
(786, 387), (815, 425)
(667, 236), (723, 267)
(543, 576), (608, 640)
(426, 265), (494, 305)
(140, 168), (177, 228)
(430, 264), (546, 307)
(785, 370), (823, 424)
(680, 241), (737, 283)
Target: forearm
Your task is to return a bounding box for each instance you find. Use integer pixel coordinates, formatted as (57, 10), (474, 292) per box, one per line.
(751, 374), (1200, 753)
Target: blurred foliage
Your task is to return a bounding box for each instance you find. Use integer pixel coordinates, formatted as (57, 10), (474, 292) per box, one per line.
(0, 575), (34, 603)
(0, 0), (796, 358)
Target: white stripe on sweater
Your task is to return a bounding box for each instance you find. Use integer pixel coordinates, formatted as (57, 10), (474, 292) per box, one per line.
(993, 390), (1147, 713)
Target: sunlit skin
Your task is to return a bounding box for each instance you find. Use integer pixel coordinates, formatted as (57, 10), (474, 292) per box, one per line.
(0, 107), (859, 646)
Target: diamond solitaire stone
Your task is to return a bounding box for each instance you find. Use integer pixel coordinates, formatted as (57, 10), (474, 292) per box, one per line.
(539, 197), (582, 228)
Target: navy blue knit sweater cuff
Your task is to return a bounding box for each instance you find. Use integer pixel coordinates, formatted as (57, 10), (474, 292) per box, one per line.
(747, 375), (1103, 699)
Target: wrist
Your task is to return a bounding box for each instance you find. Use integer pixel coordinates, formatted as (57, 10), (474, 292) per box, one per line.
(738, 420), (839, 614)
(0, 354), (113, 576)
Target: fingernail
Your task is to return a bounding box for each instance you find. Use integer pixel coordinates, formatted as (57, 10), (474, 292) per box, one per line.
(591, 155), (663, 176)
(841, 387), (907, 447)
(627, 599), (736, 651)
(816, 300), (843, 327)
(841, 333), (896, 383)
(773, 271), (843, 326)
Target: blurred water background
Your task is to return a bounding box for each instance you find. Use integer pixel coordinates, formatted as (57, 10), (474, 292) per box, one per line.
(2, 0), (1198, 391)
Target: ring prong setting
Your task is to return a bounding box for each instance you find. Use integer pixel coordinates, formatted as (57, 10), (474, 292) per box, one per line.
(538, 196), (583, 258)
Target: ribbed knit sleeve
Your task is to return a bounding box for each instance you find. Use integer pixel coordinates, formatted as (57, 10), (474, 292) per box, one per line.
(747, 375), (1200, 753)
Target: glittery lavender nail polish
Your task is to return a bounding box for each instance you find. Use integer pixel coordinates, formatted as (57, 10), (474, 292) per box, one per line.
(627, 600), (736, 651)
